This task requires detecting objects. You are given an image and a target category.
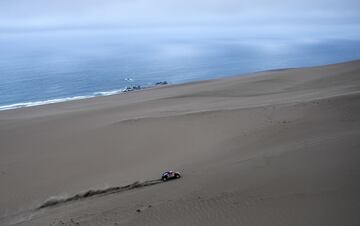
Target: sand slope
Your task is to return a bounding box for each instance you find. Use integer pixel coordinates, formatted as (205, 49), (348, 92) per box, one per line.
(0, 60), (360, 225)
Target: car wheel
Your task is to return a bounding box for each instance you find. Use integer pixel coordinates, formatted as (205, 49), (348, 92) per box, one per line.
(175, 174), (180, 178)
(162, 177), (167, 181)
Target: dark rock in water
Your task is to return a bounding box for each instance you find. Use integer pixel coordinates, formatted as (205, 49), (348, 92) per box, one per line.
(123, 82), (167, 94)
(136, 209), (141, 213)
(155, 81), (168, 86)
(124, 85), (142, 92)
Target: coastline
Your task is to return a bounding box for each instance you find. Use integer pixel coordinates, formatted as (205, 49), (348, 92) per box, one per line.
(1, 59), (358, 112)
(0, 82), (168, 111)
(1, 60), (360, 226)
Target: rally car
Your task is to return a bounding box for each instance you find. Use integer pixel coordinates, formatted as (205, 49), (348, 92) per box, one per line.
(161, 171), (181, 181)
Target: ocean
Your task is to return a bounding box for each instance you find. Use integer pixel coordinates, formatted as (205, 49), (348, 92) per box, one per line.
(1, 29), (360, 110)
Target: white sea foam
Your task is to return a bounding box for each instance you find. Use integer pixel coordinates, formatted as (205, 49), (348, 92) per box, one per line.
(93, 89), (125, 96)
(0, 82), (168, 111)
(0, 96), (92, 111)
(0, 89), (131, 111)
(0, 91), (124, 111)
(125, 78), (134, 82)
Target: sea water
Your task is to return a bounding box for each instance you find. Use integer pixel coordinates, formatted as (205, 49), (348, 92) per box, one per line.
(1, 28), (360, 110)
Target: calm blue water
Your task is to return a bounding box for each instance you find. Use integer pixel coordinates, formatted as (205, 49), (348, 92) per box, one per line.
(1, 29), (360, 110)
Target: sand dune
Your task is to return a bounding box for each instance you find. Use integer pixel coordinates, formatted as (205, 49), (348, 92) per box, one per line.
(1, 60), (360, 225)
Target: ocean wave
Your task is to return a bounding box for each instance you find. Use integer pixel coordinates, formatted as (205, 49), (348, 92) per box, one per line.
(0, 89), (127, 111)
(0, 82), (169, 111)
(94, 88), (126, 96)
(125, 78), (134, 82)
(0, 96), (92, 111)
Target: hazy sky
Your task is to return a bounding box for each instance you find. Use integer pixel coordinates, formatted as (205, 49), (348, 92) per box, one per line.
(0, 0), (359, 32)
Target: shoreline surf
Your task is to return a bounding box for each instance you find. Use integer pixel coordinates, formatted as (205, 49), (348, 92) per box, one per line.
(1, 59), (358, 112)
(0, 82), (168, 111)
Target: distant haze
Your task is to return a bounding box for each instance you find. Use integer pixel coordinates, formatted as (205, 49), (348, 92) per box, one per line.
(0, 0), (359, 37)
(1, 0), (360, 110)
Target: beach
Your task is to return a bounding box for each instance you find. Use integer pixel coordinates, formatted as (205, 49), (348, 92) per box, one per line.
(1, 60), (360, 225)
